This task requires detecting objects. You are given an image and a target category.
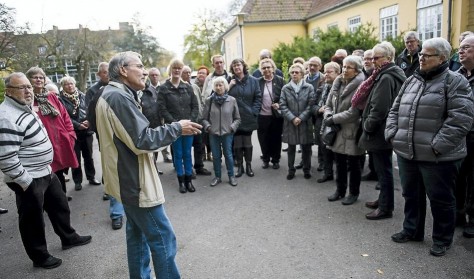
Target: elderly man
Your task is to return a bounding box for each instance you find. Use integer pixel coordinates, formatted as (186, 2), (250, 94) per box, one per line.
(395, 31), (422, 78)
(95, 51), (202, 278)
(456, 35), (474, 238)
(85, 62), (109, 107)
(450, 31), (474, 71)
(0, 73), (91, 269)
(252, 49), (284, 78)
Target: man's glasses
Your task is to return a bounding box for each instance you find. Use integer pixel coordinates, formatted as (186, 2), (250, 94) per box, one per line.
(123, 64), (145, 69)
(419, 53), (439, 59)
(7, 85), (33, 91)
(290, 71), (301, 74)
(371, 56), (384, 61)
(459, 45), (473, 52)
(261, 66), (272, 70)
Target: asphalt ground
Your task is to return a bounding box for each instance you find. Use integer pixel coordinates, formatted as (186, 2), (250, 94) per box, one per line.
(0, 134), (473, 279)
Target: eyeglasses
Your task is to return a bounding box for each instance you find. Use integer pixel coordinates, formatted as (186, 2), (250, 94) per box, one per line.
(342, 65), (356, 70)
(363, 58), (373, 61)
(371, 56), (384, 61)
(405, 39), (418, 44)
(261, 66), (272, 70)
(182, 71), (191, 74)
(290, 71), (301, 74)
(309, 64), (320, 67)
(149, 74), (160, 77)
(323, 70), (335, 74)
(31, 76), (44, 80)
(459, 45), (473, 51)
(419, 53), (440, 59)
(7, 85), (33, 91)
(123, 64), (145, 69)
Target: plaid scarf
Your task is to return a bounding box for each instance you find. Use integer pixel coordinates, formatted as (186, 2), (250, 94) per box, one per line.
(351, 61), (391, 110)
(35, 90), (59, 117)
(61, 89), (80, 115)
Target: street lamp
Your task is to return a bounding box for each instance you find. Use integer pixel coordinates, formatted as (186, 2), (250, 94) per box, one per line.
(233, 12), (247, 59)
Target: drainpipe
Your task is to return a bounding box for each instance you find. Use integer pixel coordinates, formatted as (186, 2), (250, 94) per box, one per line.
(447, 0), (453, 43)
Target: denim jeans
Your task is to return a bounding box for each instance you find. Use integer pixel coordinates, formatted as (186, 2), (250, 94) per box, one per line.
(172, 135), (193, 176)
(372, 149), (394, 212)
(209, 134), (234, 178)
(109, 196), (124, 220)
(123, 204), (180, 279)
(397, 156), (462, 246)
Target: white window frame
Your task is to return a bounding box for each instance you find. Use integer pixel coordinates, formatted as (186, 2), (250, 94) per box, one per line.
(417, 0), (442, 41)
(380, 5), (398, 40)
(348, 16), (361, 33)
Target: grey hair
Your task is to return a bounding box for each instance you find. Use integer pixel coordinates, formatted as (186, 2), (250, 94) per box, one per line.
(308, 56), (322, 65)
(373, 41), (396, 62)
(59, 75), (76, 86)
(259, 58), (276, 72)
(404, 31), (419, 42)
(289, 63), (305, 74)
(324, 62), (341, 74)
(335, 49), (348, 57)
(460, 31), (474, 43)
(343, 55), (363, 72)
(97, 62), (108, 73)
(108, 51), (142, 81)
(25, 66), (46, 79)
(363, 49), (374, 57)
(422, 37), (451, 61)
(5, 72), (27, 87)
(259, 49), (272, 59)
(212, 76), (229, 92)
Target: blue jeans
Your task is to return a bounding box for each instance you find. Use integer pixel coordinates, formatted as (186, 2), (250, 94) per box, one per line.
(123, 204), (180, 279)
(172, 136), (193, 176)
(109, 196), (124, 220)
(209, 134), (234, 178)
(372, 149), (394, 212)
(397, 156), (462, 246)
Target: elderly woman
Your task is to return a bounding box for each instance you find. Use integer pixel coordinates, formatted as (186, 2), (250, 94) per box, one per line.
(257, 58), (284, 169)
(158, 59), (199, 193)
(228, 58), (262, 178)
(354, 42), (406, 220)
(59, 76), (100, 191)
(386, 37), (474, 256)
(323, 55), (365, 205)
(280, 63), (315, 180)
(26, 67), (78, 200)
(202, 77), (241, 187)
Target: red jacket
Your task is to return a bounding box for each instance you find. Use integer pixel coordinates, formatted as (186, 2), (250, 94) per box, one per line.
(33, 93), (78, 172)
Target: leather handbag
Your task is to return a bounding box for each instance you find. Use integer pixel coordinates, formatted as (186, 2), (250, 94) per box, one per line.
(321, 123), (340, 146)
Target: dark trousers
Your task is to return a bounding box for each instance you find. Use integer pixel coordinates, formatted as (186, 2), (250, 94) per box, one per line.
(192, 133), (204, 170)
(334, 153), (362, 196)
(320, 144), (334, 176)
(287, 144), (312, 173)
(7, 174), (78, 263)
(372, 149), (394, 211)
(201, 131), (211, 154)
(397, 156), (461, 246)
(257, 115), (283, 164)
(456, 132), (474, 217)
(72, 133), (96, 184)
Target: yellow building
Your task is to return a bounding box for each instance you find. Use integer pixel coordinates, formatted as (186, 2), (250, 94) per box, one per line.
(222, 0), (473, 66)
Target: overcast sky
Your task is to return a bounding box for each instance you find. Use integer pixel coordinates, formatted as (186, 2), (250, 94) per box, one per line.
(3, 0), (233, 58)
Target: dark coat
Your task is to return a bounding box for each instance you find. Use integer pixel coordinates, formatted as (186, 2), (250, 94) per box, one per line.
(385, 65), (474, 162)
(395, 45), (422, 78)
(280, 81), (315, 145)
(312, 83), (331, 145)
(358, 64), (406, 151)
(60, 90), (92, 135)
(228, 74), (262, 132)
(157, 79), (199, 123)
(141, 84), (162, 128)
(258, 75), (284, 104)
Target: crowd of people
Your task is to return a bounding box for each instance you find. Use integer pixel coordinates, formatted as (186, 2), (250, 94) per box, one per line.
(1, 31), (474, 278)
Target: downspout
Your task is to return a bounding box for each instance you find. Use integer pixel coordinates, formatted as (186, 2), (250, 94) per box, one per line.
(447, 0), (453, 43)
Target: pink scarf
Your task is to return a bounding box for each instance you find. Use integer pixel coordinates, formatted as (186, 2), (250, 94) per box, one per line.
(351, 61), (391, 110)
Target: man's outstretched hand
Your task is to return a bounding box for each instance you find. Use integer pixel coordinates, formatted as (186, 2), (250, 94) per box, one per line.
(178, 120), (202, 136)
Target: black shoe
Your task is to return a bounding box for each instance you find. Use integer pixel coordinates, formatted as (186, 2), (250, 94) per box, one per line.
(62, 235), (92, 250)
(341, 194), (358, 205)
(317, 165), (324, 171)
(287, 172), (295, 180)
(375, 183), (381, 190)
(74, 183), (82, 191)
(328, 191), (344, 202)
(112, 217), (123, 230)
(102, 193), (110, 201)
(282, 147), (288, 152)
(365, 200), (379, 209)
(89, 178), (101, 185)
(317, 175), (333, 183)
(158, 169), (164, 175)
(67, 196), (72, 202)
(297, 148), (302, 153)
(430, 243), (451, 257)
(246, 163), (254, 177)
(0, 208), (8, 214)
(295, 162), (303, 169)
(304, 173), (312, 179)
(178, 176), (186, 193)
(235, 164), (244, 177)
(196, 168), (212, 176)
(391, 231), (423, 243)
(361, 172), (377, 181)
(33, 256), (62, 269)
(262, 162), (269, 169)
(365, 208), (393, 220)
(210, 177), (222, 187)
(272, 162), (280, 169)
(229, 176), (238, 186)
(463, 217), (474, 238)
(184, 175), (196, 192)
